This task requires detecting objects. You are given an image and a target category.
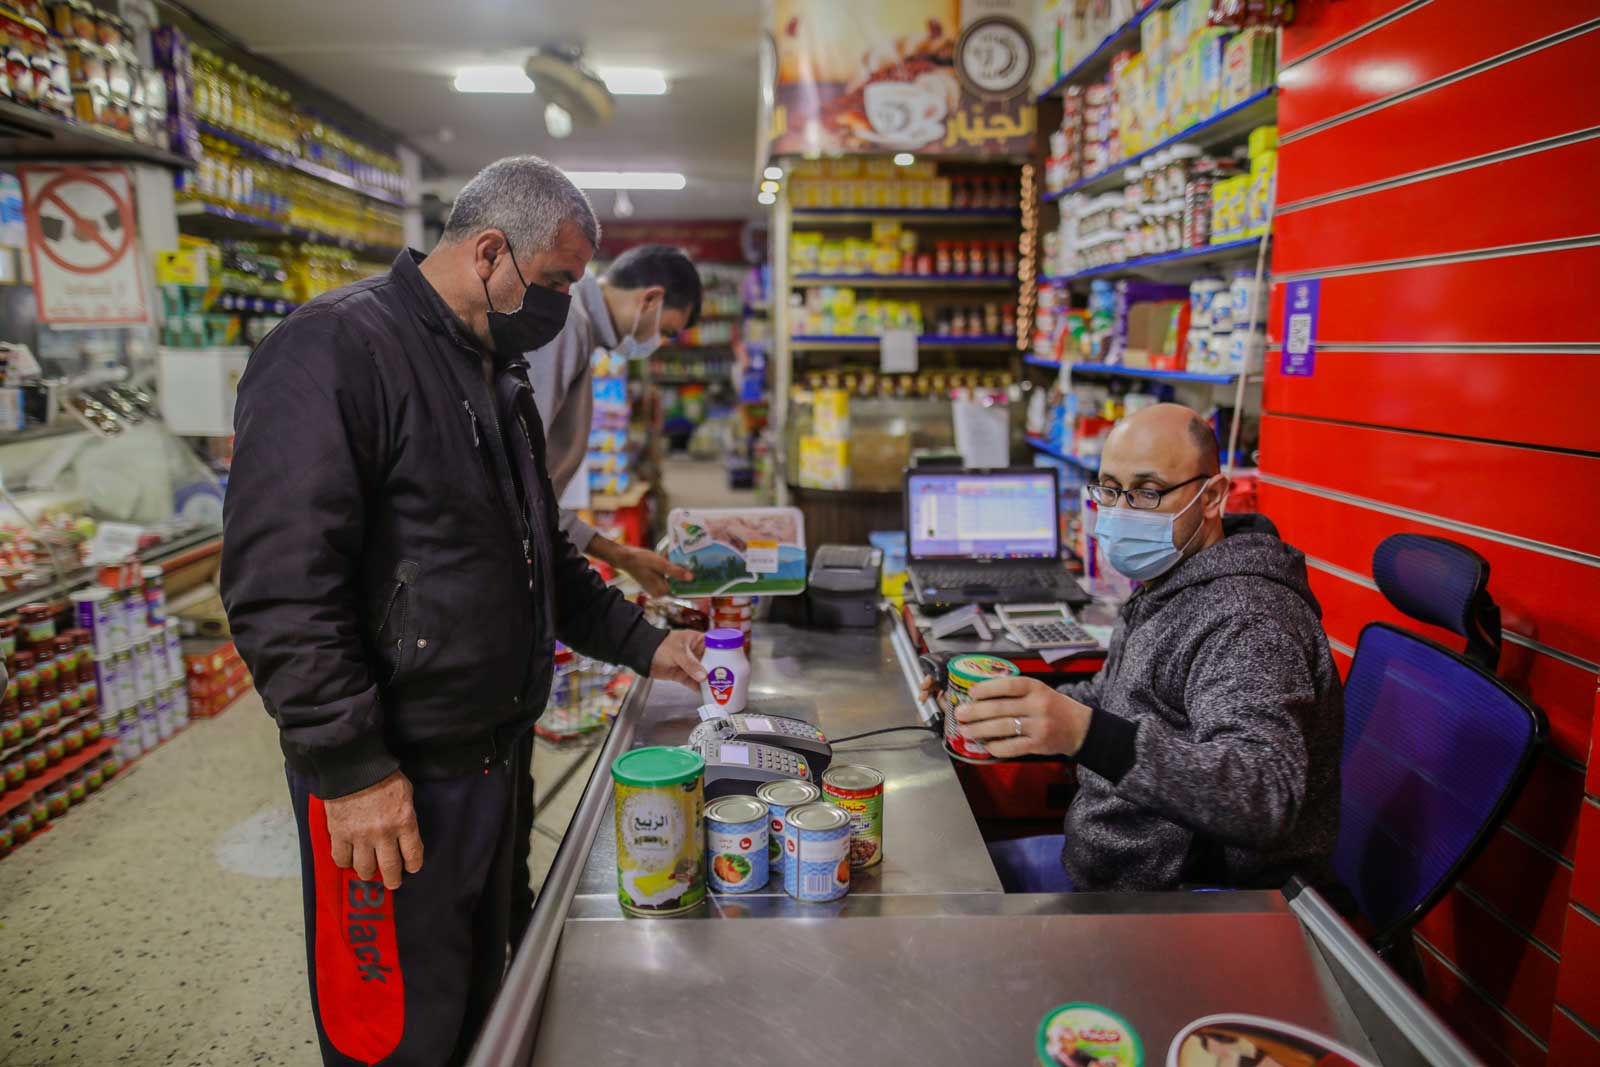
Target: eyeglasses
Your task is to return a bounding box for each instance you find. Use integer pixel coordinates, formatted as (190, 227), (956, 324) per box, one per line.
(1087, 474), (1209, 510)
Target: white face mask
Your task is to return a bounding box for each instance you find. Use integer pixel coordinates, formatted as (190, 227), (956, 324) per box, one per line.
(614, 296), (663, 361)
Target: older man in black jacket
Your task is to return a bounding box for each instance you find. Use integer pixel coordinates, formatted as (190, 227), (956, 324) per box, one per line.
(222, 155), (705, 1067)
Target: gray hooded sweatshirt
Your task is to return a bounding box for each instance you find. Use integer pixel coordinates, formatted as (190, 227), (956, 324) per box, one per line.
(1061, 518), (1344, 893)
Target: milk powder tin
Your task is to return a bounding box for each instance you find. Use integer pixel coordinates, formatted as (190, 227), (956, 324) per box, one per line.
(822, 764), (885, 869)
(756, 779), (820, 886)
(611, 746), (707, 916)
(782, 801), (852, 903)
(943, 654), (1019, 760)
(138, 699), (159, 750)
(705, 795), (768, 894)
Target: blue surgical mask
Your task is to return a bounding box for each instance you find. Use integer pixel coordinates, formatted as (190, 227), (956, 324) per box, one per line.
(1093, 478), (1214, 581)
(614, 297), (663, 361)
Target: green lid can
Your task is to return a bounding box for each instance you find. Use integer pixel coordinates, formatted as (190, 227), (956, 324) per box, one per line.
(1036, 1002), (1143, 1067)
(948, 654), (1020, 685)
(611, 745), (706, 788)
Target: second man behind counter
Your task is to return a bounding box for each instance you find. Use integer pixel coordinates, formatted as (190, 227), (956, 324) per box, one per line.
(529, 243), (705, 596)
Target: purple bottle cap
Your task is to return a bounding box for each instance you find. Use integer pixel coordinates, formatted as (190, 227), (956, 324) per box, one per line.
(705, 627), (746, 650)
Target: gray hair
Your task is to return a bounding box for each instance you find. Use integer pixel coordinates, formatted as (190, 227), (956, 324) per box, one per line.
(441, 155), (600, 254)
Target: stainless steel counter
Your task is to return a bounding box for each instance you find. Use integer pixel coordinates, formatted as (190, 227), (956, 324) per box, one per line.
(471, 618), (1481, 1067)
(571, 622), (1003, 912)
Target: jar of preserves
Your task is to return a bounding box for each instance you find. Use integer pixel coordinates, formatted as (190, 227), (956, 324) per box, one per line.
(18, 603), (54, 650)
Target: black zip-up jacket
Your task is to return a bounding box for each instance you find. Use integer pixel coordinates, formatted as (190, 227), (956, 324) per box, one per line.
(221, 250), (667, 798)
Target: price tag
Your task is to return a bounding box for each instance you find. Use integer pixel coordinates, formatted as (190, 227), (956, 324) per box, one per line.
(880, 328), (918, 373)
(745, 539), (779, 574)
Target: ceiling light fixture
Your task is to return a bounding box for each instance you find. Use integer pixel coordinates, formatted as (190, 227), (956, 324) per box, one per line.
(544, 102), (573, 138)
(756, 191), (776, 205)
(564, 171), (686, 190)
(763, 165), (783, 181)
(893, 152), (915, 166)
(613, 189), (636, 218)
(453, 65), (535, 94)
(759, 179), (779, 194)
(596, 67), (668, 95)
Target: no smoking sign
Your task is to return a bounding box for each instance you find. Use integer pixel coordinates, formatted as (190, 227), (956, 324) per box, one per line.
(21, 164), (149, 326)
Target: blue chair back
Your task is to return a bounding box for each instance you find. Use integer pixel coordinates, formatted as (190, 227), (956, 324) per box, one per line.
(1333, 535), (1546, 948)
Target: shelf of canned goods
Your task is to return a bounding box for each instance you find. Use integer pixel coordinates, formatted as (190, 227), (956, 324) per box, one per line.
(465, 618), (1482, 1067)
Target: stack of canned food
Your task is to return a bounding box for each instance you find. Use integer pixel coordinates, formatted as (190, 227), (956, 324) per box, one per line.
(71, 564), (191, 764)
(610, 746), (886, 915)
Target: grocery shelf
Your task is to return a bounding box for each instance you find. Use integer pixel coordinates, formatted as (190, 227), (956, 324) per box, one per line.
(176, 201), (402, 259)
(791, 274), (1017, 289)
(0, 526), (223, 620)
(197, 121), (407, 207)
(790, 335), (1017, 352)
(214, 292), (299, 315)
(1025, 436), (1100, 472)
(0, 99), (194, 170)
(1041, 89), (1278, 201)
(1024, 354), (1062, 370)
(790, 209), (1020, 226)
(1041, 236), (1265, 284)
(1068, 363), (1239, 385)
(0, 737), (115, 819)
(1036, 0), (1164, 100)
(0, 710), (99, 764)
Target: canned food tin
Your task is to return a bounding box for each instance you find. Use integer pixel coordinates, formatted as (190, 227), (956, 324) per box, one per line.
(133, 638), (157, 699)
(781, 801), (852, 902)
(756, 779), (820, 885)
(123, 583), (147, 642)
(164, 620), (183, 682)
(821, 764), (885, 869)
(95, 655), (118, 713)
(610, 746), (707, 916)
(705, 795), (768, 894)
(142, 565), (166, 626)
(138, 700), (159, 751)
(118, 709), (141, 760)
(103, 590), (129, 650)
(113, 649), (137, 708)
(943, 654), (1019, 760)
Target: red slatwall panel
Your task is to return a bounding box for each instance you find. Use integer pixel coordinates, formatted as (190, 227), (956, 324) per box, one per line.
(1306, 565), (1596, 761)
(1573, 801), (1600, 916)
(1278, 0), (1598, 135)
(1262, 351), (1600, 456)
(1331, 644), (1352, 678)
(1260, 417), (1600, 557)
(1280, 0), (1424, 67)
(1554, 906), (1600, 1031)
(1547, 1009), (1600, 1066)
(1416, 940), (1549, 1067)
(1277, 28), (1600, 204)
(1459, 827), (1574, 950)
(1256, 481), (1600, 666)
(1265, 246), (1600, 346)
(1507, 754), (1588, 862)
(1418, 889), (1560, 1039)
(1274, 137), (1600, 272)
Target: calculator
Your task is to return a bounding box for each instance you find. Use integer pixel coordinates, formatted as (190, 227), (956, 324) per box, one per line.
(995, 603), (1099, 651)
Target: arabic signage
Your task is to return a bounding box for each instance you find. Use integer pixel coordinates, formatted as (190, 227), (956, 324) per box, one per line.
(20, 164), (149, 326)
(598, 219), (761, 264)
(765, 0), (1036, 159)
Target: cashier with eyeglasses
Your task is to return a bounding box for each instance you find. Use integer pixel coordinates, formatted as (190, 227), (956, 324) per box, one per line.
(924, 403), (1346, 896)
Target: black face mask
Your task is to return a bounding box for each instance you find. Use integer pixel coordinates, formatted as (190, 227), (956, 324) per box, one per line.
(481, 237), (571, 354)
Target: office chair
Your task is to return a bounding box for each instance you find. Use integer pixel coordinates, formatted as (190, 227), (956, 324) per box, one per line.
(1333, 534), (1547, 970)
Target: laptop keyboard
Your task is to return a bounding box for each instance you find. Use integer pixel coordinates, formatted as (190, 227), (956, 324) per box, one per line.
(918, 565), (1059, 590)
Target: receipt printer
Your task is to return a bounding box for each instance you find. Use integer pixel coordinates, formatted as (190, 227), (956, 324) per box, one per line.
(806, 544), (882, 628)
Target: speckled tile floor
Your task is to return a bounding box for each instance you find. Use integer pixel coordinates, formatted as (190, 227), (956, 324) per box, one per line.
(0, 691), (602, 1066)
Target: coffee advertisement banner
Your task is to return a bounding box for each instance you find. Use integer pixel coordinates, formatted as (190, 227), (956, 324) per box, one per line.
(765, 0), (1036, 159)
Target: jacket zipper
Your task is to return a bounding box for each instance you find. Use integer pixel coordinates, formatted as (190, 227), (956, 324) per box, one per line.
(462, 396), (532, 569)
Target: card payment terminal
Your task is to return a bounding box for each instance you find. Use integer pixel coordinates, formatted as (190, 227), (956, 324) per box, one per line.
(687, 712), (832, 798)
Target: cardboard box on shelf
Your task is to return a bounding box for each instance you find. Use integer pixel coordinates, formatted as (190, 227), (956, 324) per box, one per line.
(812, 388), (851, 440)
(799, 436), (849, 490)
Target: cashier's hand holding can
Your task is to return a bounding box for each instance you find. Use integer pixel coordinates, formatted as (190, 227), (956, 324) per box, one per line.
(919, 674), (1093, 759)
(649, 629), (708, 690)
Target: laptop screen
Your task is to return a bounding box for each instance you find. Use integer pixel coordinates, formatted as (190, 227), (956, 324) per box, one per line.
(906, 469), (1059, 560)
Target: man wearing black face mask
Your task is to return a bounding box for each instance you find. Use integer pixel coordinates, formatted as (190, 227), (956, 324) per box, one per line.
(221, 156), (708, 1067)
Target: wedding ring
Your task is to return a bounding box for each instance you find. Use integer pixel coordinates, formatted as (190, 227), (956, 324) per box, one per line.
(1013, 717), (1023, 737)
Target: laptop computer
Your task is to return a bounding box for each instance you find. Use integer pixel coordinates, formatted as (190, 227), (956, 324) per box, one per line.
(904, 467), (1090, 606)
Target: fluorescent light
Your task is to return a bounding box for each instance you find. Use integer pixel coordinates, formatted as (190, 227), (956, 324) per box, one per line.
(893, 152), (915, 166)
(453, 65), (535, 94)
(756, 191), (776, 205)
(597, 67), (668, 95)
(564, 171), (686, 190)
(763, 165), (784, 181)
(759, 179), (779, 194)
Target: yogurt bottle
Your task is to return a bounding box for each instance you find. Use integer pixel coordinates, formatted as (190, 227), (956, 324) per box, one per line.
(699, 628), (749, 714)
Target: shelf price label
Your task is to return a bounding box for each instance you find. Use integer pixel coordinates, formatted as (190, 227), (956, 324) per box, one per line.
(880, 329), (918, 374)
